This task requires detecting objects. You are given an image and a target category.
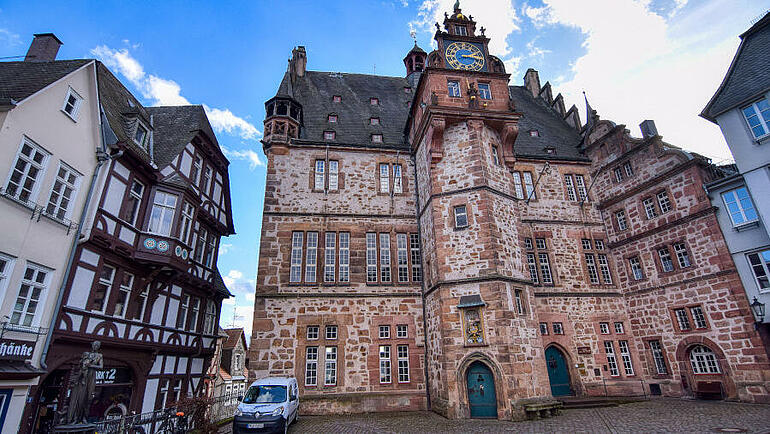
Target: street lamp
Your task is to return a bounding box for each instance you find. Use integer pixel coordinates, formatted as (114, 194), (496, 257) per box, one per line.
(750, 297), (765, 325)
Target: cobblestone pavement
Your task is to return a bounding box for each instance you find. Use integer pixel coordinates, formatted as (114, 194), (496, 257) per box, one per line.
(220, 399), (770, 433)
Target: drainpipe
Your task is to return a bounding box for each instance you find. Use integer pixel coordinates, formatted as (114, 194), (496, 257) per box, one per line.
(411, 152), (432, 411)
(39, 63), (114, 370)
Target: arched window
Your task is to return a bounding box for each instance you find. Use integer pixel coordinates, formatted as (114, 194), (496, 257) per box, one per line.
(689, 345), (721, 374)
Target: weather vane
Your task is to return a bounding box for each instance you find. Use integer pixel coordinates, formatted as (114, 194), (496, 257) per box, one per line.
(410, 29), (417, 43)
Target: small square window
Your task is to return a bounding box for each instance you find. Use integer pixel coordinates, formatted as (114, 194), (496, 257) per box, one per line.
(529, 130), (539, 137)
(134, 123), (149, 149)
(454, 205), (468, 228)
(328, 114), (338, 123)
(448, 81), (461, 98)
(396, 324), (408, 338)
(623, 162), (634, 177)
(614, 322), (624, 334)
(595, 240), (605, 250)
(370, 97), (379, 105)
(478, 83), (491, 100)
(614, 167), (623, 182)
(62, 87), (83, 120)
(535, 238), (546, 250)
(324, 131), (336, 141)
(524, 238), (533, 250)
(333, 95), (342, 103)
(552, 322), (564, 335)
(307, 325), (319, 340)
(372, 134), (383, 143)
(539, 322), (549, 335)
(599, 322), (610, 334)
(370, 117), (380, 125)
(325, 325), (338, 340)
(581, 239), (592, 250)
(454, 25), (468, 36)
(379, 325), (390, 339)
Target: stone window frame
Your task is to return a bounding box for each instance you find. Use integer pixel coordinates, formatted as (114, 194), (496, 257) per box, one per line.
(643, 337), (672, 378)
(477, 82), (492, 100)
(580, 236), (612, 287)
(309, 156), (344, 194)
(370, 317), (416, 387)
(641, 196), (658, 219)
(320, 231), (351, 285)
(614, 322), (625, 334)
(396, 324), (408, 338)
(552, 322), (564, 335)
(376, 158), (409, 197)
(512, 169), (537, 201)
(379, 325), (391, 339)
(526, 235), (555, 286)
(453, 204), (469, 229)
(656, 189), (673, 214)
(297, 317), (349, 391)
(625, 255), (646, 282)
(513, 288), (526, 315)
(447, 79), (462, 98)
(306, 325), (320, 340)
(539, 322), (549, 335)
(653, 241), (693, 275)
(669, 304), (711, 334)
(599, 322), (610, 335)
(614, 208), (629, 232)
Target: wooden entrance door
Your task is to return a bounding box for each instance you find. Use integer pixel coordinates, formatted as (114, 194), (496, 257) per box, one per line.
(545, 346), (572, 396)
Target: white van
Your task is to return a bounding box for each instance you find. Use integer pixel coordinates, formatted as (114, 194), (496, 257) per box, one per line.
(232, 377), (299, 434)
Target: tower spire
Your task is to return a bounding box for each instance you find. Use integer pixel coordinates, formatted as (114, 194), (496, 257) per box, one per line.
(583, 90), (598, 130)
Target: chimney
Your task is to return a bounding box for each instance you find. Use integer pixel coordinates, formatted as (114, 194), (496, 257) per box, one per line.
(523, 68), (541, 98)
(640, 120), (658, 138)
(25, 33), (63, 62)
(290, 46), (307, 78)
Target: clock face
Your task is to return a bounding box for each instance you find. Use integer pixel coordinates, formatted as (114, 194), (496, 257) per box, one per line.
(445, 41), (485, 71)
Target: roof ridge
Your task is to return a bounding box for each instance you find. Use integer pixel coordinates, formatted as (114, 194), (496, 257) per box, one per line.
(306, 70), (408, 80)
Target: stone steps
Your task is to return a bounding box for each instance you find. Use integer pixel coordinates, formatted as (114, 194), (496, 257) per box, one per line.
(559, 397), (646, 409)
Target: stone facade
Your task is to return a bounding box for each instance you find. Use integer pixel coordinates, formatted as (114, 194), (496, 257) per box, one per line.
(250, 3), (770, 420)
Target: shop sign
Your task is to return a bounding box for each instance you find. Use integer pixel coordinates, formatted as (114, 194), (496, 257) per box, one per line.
(96, 367), (131, 385)
(0, 338), (35, 361)
(577, 346), (592, 355)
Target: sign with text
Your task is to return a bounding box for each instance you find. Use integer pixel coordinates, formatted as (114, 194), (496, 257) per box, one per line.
(96, 367), (132, 385)
(0, 339), (35, 361)
(577, 346), (592, 355)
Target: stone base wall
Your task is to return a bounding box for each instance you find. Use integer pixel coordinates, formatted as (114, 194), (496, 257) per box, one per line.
(300, 390), (427, 415)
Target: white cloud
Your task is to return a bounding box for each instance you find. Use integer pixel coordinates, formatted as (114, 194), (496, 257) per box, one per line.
(0, 28), (21, 46)
(219, 243), (233, 255)
(526, 39), (550, 58)
(222, 297), (236, 305)
(221, 146), (265, 170)
(530, 0), (744, 160)
(410, 0), (521, 74)
(90, 45), (260, 143)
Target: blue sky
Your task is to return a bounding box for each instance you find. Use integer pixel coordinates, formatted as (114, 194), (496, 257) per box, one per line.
(1, 0), (767, 336)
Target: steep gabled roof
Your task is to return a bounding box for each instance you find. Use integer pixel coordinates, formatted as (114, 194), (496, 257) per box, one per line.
(701, 12), (770, 122)
(0, 59), (91, 103)
(223, 328), (247, 350)
(146, 105), (221, 168)
(281, 70), (413, 147)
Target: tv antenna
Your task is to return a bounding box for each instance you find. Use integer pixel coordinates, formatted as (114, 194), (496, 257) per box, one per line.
(230, 306), (244, 328)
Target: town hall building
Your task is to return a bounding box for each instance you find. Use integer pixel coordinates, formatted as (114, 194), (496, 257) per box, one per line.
(249, 3), (770, 420)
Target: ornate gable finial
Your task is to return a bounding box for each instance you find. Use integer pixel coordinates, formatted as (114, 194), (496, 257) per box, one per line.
(454, 0), (460, 12)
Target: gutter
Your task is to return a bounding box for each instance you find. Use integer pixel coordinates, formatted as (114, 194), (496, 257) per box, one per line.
(411, 152), (432, 411)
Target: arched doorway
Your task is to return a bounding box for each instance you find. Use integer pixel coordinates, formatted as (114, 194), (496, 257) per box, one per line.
(545, 346), (572, 397)
(466, 361), (497, 418)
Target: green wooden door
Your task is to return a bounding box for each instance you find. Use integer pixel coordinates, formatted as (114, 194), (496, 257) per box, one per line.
(466, 362), (497, 418)
(545, 346), (572, 396)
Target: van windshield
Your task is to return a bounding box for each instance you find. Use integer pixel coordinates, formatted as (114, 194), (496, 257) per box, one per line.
(242, 385), (287, 404)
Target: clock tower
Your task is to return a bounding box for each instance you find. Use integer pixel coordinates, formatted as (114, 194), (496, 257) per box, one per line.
(408, 1), (552, 421)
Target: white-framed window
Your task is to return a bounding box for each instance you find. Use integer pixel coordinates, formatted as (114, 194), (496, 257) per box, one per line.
(205, 232), (217, 267)
(523, 172), (536, 200)
(618, 340), (634, 376)
(10, 263), (49, 327)
(379, 163), (389, 193)
(366, 233), (377, 282)
(539, 322), (548, 335)
(595, 240), (605, 250)
(649, 340), (668, 375)
(324, 346), (337, 385)
(114, 272), (134, 318)
(314, 160), (325, 190)
(179, 202), (194, 245)
(5, 138), (49, 204)
(527, 253), (538, 283)
(454, 25), (468, 36)
(742, 98), (770, 139)
(525, 238), (533, 250)
(134, 122), (149, 150)
(478, 83), (491, 100)
(305, 232), (318, 283)
(189, 297), (200, 332)
(123, 179), (145, 227)
(159, 379), (170, 408)
(629, 257), (644, 280)
(370, 97), (379, 105)
(575, 175), (588, 201)
(370, 117), (380, 125)
(177, 294), (190, 329)
(133, 284), (149, 321)
(581, 239), (592, 250)
(689, 345), (721, 374)
(747, 249), (770, 291)
(191, 155), (202, 186)
(0, 253), (15, 301)
(690, 306), (707, 329)
(396, 324), (408, 338)
(564, 175), (577, 201)
(538, 253), (553, 284)
(307, 325), (319, 340)
(657, 191), (672, 213)
(91, 264), (115, 313)
(325, 325), (338, 340)
(62, 87), (84, 120)
(339, 232), (350, 282)
(379, 345), (391, 383)
(512, 172), (524, 199)
(585, 253), (599, 284)
(614, 322), (625, 334)
(148, 191), (177, 236)
(447, 80), (461, 98)
(454, 205), (468, 228)
(194, 227), (208, 263)
(552, 322), (563, 334)
(614, 167), (623, 182)
(202, 166), (213, 195)
(604, 341), (620, 376)
(514, 289), (525, 314)
(599, 322), (610, 334)
(616, 210), (628, 231)
(623, 162), (633, 177)
(290, 232), (303, 283)
(491, 146), (500, 165)
(372, 134), (383, 143)
(329, 160), (339, 191)
(305, 346), (318, 386)
(598, 254), (612, 284)
(203, 300), (217, 335)
(642, 197), (657, 219)
(397, 345), (410, 382)
(658, 247), (674, 272)
(536, 238), (546, 250)
(409, 234), (421, 282)
(721, 187), (758, 226)
(324, 232), (336, 283)
(379, 325), (390, 339)
(328, 114), (338, 123)
(324, 131), (335, 141)
(674, 308), (691, 331)
(379, 233), (391, 282)
(45, 162), (81, 221)
(673, 243), (691, 268)
(393, 164), (403, 194)
(397, 234), (409, 282)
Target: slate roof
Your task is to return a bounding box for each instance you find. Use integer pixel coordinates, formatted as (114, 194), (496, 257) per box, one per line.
(146, 105), (221, 168)
(214, 269), (233, 297)
(223, 328), (246, 350)
(701, 12), (770, 122)
(0, 59), (90, 103)
(280, 70), (413, 148)
(509, 86), (587, 162)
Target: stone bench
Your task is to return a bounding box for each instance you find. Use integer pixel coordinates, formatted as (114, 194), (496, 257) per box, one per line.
(523, 401), (563, 420)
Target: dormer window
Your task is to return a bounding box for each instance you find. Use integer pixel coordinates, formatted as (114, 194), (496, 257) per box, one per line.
(454, 25), (468, 36)
(324, 131), (336, 141)
(370, 117), (380, 125)
(529, 130), (540, 137)
(372, 134), (383, 143)
(404, 87), (411, 93)
(134, 123), (149, 150)
(62, 87), (83, 120)
(333, 95), (342, 103)
(370, 98), (379, 106)
(328, 114), (338, 123)
(544, 147), (556, 155)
